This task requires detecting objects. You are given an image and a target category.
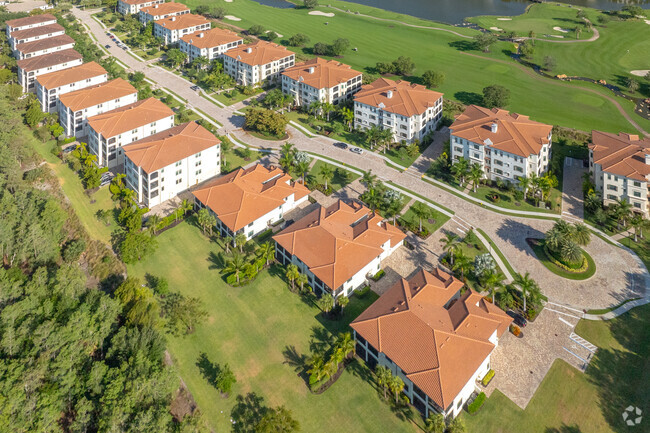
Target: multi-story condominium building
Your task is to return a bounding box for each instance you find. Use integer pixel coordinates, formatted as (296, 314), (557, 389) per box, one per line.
(17, 49), (83, 92)
(35, 61), (108, 113)
(193, 164), (310, 241)
(117, 0), (164, 15)
(274, 200), (405, 298)
(354, 78), (443, 144)
(8, 23), (64, 50)
(449, 105), (553, 183)
(589, 131), (650, 217)
(87, 97), (174, 168)
(153, 14), (210, 45)
(223, 40), (295, 86)
(14, 34), (75, 60)
(5, 14), (56, 38)
(124, 122), (221, 208)
(178, 27), (243, 63)
(281, 57), (363, 107)
(139, 2), (189, 25)
(58, 78), (138, 137)
(352, 268), (512, 419)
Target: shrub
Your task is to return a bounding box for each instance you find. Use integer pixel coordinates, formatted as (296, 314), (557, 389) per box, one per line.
(481, 369), (495, 386)
(543, 244), (588, 272)
(488, 193), (500, 203)
(370, 269), (385, 281)
(467, 392), (486, 414)
(62, 238), (86, 263)
(355, 285), (371, 297)
(510, 324), (521, 336)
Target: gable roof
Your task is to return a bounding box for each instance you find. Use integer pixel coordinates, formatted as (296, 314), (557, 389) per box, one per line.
(140, 2), (189, 16)
(36, 61), (106, 90)
(450, 105), (553, 158)
(273, 200), (405, 290)
(589, 131), (650, 182)
(10, 23), (64, 41)
(224, 40), (293, 66)
(87, 97), (173, 138)
(58, 78), (137, 112)
(121, 0), (157, 5)
(154, 13), (208, 30)
(6, 14), (56, 29)
(16, 49), (82, 72)
(15, 34), (74, 55)
(354, 78), (443, 118)
(180, 27), (242, 49)
(123, 122), (219, 173)
(192, 164), (310, 232)
(352, 268), (512, 410)
(282, 57), (362, 90)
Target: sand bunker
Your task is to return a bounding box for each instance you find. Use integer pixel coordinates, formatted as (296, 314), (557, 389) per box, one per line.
(489, 27), (503, 31)
(224, 15), (241, 21)
(549, 35), (564, 38)
(645, 19), (650, 25)
(224, 0), (232, 3)
(265, 30), (283, 37)
(631, 70), (650, 77)
(308, 11), (335, 17)
(552, 26), (570, 33)
(496, 18), (512, 21)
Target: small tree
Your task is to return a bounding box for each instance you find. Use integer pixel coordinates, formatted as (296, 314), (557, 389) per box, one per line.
(319, 163), (334, 190)
(543, 55), (556, 72)
(422, 70), (445, 88)
(288, 33), (310, 47)
(285, 264), (300, 290)
(474, 32), (497, 52)
(317, 293), (335, 313)
(425, 413), (446, 433)
(392, 56), (415, 75)
(248, 24), (265, 36)
(482, 84), (510, 109)
(375, 366), (392, 399)
(388, 375), (404, 404)
(216, 364), (237, 394)
(329, 38), (350, 56)
(411, 202), (432, 233)
(626, 77), (640, 93)
(303, 0), (318, 8)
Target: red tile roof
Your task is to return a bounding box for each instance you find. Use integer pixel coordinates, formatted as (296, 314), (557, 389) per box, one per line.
(16, 49), (82, 72)
(58, 78), (136, 112)
(354, 77), (443, 117)
(589, 131), (650, 182)
(154, 13), (208, 30)
(87, 97), (173, 138)
(224, 40), (293, 67)
(10, 23), (64, 41)
(6, 14), (56, 29)
(282, 57), (361, 89)
(180, 27), (242, 49)
(140, 2), (189, 17)
(15, 34), (74, 55)
(36, 61), (106, 89)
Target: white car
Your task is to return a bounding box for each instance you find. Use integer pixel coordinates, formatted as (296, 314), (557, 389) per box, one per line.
(350, 147), (364, 155)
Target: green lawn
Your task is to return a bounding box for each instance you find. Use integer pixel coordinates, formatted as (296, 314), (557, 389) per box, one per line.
(398, 204), (449, 235)
(468, 3), (603, 41)
(222, 147), (264, 172)
(212, 87), (264, 106)
(468, 185), (561, 214)
(126, 222), (422, 433)
(618, 228), (650, 270)
(529, 240), (596, 280)
(173, 0), (646, 134)
(307, 159), (360, 192)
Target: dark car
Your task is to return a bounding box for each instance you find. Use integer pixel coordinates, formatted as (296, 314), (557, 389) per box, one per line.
(121, 46), (128, 50)
(105, 44), (111, 48)
(190, 85), (200, 91)
(507, 310), (527, 328)
(333, 141), (348, 150)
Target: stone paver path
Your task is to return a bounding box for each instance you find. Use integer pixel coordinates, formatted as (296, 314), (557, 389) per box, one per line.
(561, 157), (586, 220)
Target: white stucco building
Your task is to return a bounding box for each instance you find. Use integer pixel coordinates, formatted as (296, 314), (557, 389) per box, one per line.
(354, 78), (443, 143)
(138, 2), (189, 25)
(223, 40), (295, 86)
(87, 97), (175, 168)
(124, 122), (221, 208)
(117, 0), (164, 15)
(178, 27), (243, 63)
(58, 78), (138, 137)
(449, 105), (553, 183)
(17, 49), (83, 92)
(35, 61), (108, 113)
(153, 14), (210, 45)
(14, 34), (75, 60)
(281, 57), (362, 107)
(5, 14), (56, 38)
(8, 23), (64, 51)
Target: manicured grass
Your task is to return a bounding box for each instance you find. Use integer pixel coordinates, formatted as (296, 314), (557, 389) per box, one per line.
(468, 185), (561, 214)
(386, 181), (455, 216)
(307, 159), (360, 192)
(398, 204), (449, 235)
(172, 0), (645, 134)
(618, 228), (650, 271)
(468, 3), (602, 41)
(529, 240), (596, 280)
(286, 111), (367, 148)
(212, 87), (264, 106)
(586, 298), (641, 315)
(476, 228), (516, 278)
(222, 147), (264, 172)
(127, 222), (422, 433)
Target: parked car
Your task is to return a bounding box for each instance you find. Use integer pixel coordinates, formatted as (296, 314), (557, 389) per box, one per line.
(283, 219), (294, 229)
(105, 44), (111, 48)
(190, 85), (200, 91)
(62, 146), (75, 154)
(333, 141), (348, 150)
(100, 178), (111, 187)
(121, 46), (128, 50)
(350, 147), (363, 154)
(506, 310), (527, 328)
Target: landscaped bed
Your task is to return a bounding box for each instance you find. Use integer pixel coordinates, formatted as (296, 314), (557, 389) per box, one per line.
(527, 238), (596, 280)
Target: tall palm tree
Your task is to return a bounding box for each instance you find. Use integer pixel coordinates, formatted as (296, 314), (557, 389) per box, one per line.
(411, 202), (432, 233)
(296, 160), (310, 184)
(280, 142), (295, 160)
(441, 233), (461, 266)
(321, 102), (334, 121)
(362, 170), (377, 190)
(340, 107), (354, 131)
(452, 251), (471, 281)
(572, 223), (591, 246)
(308, 100), (322, 118)
(234, 233), (247, 253)
(389, 375), (405, 404)
(375, 366), (392, 400)
(615, 199), (633, 229)
(482, 270), (506, 304)
(224, 252), (246, 284)
(365, 125), (381, 150)
(364, 187), (382, 212)
(333, 332), (355, 364)
(630, 214), (645, 242)
(518, 176), (531, 199)
(223, 236), (233, 253)
(378, 128), (393, 154)
(257, 241), (275, 266)
(296, 273), (309, 292)
(146, 214), (161, 235)
(468, 163), (484, 193)
(451, 157), (469, 186)
(285, 264), (300, 291)
(319, 163), (334, 190)
(513, 271), (538, 313)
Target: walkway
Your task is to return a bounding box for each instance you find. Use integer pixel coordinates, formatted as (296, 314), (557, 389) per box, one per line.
(561, 157), (586, 221)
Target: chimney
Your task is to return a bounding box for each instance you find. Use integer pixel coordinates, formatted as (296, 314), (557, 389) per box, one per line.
(491, 122), (498, 133)
(386, 90), (393, 99)
(645, 151), (650, 166)
(308, 66), (315, 74)
(171, 16), (176, 21)
(246, 47), (252, 53)
(154, 4), (158, 8)
(199, 32), (204, 38)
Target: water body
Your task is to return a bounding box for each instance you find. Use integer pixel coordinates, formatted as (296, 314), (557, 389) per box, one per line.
(252, 0), (650, 24)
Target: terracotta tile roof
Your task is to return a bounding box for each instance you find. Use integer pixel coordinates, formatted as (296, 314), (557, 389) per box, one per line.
(10, 23), (64, 41)
(121, 0), (157, 5)
(154, 14), (208, 31)
(351, 268), (512, 410)
(15, 34), (74, 55)
(87, 98), (173, 138)
(36, 61), (106, 90)
(123, 122), (219, 173)
(282, 57), (362, 89)
(16, 49), (82, 72)
(6, 14), (56, 29)
(273, 200), (406, 290)
(193, 164), (309, 232)
(450, 105), (553, 159)
(589, 131), (650, 182)
(354, 77), (443, 118)
(224, 40), (293, 67)
(140, 2), (189, 16)
(180, 27), (242, 49)
(58, 78), (137, 112)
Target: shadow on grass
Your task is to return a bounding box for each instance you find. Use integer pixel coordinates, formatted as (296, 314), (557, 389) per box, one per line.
(545, 424), (583, 433)
(454, 91), (483, 106)
(196, 352), (221, 389)
(230, 392), (268, 433)
(448, 40), (477, 51)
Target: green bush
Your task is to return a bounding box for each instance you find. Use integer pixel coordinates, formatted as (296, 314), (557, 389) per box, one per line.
(544, 244), (588, 272)
(355, 285), (371, 297)
(370, 269), (385, 281)
(467, 392), (486, 414)
(481, 370), (495, 386)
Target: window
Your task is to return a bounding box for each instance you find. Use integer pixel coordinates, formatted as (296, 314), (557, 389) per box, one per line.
(195, 169), (202, 176)
(633, 181), (641, 187)
(633, 191), (641, 198)
(634, 202), (641, 209)
(176, 178), (183, 185)
(195, 160), (202, 167)
(176, 169), (182, 176)
(607, 185), (617, 191)
(607, 194), (617, 200)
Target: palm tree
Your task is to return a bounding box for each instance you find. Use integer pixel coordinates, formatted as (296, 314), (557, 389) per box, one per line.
(337, 295), (349, 310)
(176, 199), (193, 222)
(234, 233), (247, 253)
(374, 366), (392, 399)
(257, 241), (275, 266)
(362, 170), (377, 190)
(513, 271), (537, 313)
(285, 264), (300, 291)
(425, 413), (446, 433)
(317, 163), (334, 191)
(224, 252), (246, 284)
(378, 128), (393, 154)
(441, 232), (461, 266)
(518, 176), (530, 199)
(561, 241), (583, 264)
(308, 100), (322, 118)
(365, 125), (381, 150)
(544, 226), (565, 252)
(451, 157), (469, 186)
(317, 293), (335, 313)
(468, 163), (483, 193)
(296, 273), (309, 292)
(321, 102), (334, 121)
(307, 353), (326, 383)
(411, 202), (432, 233)
(630, 214), (645, 242)
(280, 142), (296, 160)
(223, 236), (233, 253)
(452, 251), (471, 281)
(340, 107), (354, 131)
(389, 375), (404, 404)
(615, 199), (633, 229)
(482, 270), (506, 304)
(333, 332), (355, 363)
(146, 214), (161, 235)
(572, 223), (591, 246)
(295, 160), (310, 184)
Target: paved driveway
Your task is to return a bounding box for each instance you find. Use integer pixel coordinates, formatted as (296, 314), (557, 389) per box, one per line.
(562, 157), (586, 220)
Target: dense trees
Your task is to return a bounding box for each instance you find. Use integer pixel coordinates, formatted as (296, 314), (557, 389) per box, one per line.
(422, 70), (445, 88)
(312, 38), (350, 57)
(482, 84), (510, 109)
(245, 108), (288, 137)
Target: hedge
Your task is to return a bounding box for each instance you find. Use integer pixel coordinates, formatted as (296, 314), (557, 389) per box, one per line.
(370, 269), (385, 281)
(543, 244), (588, 273)
(467, 392), (486, 414)
(481, 369), (495, 386)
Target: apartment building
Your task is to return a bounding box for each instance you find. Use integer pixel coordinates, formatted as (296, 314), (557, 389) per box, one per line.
(179, 27), (243, 63)
(14, 34), (75, 60)
(281, 57), (363, 107)
(153, 14), (210, 45)
(139, 2), (189, 25)
(352, 268), (512, 419)
(124, 122), (221, 208)
(354, 78), (443, 143)
(223, 40), (295, 86)
(87, 97), (175, 168)
(35, 61), (108, 113)
(5, 14), (56, 37)
(589, 130), (650, 217)
(117, 0), (164, 15)
(17, 49), (83, 92)
(449, 105), (553, 183)
(274, 200), (405, 298)
(193, 164), (310, 241)
(8, 23), (64, 50)
(58, 78), (138, 137)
